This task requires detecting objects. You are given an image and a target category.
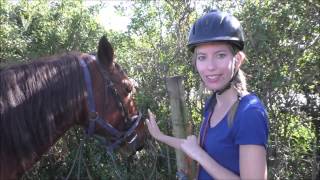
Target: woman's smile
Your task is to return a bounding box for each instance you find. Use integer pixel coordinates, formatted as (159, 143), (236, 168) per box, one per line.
(205, 74), (222, 83)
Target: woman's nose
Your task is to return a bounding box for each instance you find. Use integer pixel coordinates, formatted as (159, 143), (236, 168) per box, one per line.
(207, 59), (216, 71)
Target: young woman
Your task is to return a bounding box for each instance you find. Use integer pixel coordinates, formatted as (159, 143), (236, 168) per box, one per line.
(146, 9), (268, 179)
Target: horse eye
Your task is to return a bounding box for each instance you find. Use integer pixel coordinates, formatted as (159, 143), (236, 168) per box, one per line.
(126, 86), (132, 93)
(122, 79), (133, 94)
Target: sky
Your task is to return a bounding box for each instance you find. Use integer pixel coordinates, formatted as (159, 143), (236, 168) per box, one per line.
(85, 0), (133, 32)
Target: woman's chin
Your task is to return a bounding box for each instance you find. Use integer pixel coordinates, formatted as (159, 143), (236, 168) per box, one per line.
(204, 83), (221, 91)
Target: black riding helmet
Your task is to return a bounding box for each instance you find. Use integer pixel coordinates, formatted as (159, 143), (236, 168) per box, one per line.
(188, 9), (244, 52)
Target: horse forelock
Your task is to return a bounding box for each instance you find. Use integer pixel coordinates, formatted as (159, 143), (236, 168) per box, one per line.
(0, 53), (86, 177)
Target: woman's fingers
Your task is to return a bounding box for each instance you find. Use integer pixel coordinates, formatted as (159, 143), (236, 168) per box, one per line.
(147, 109), (157, 125)
(146, 109), (159, 136)
(146, 109), (165, 140)
(148, 109), (156, 120)
(186, 135), (197, 141)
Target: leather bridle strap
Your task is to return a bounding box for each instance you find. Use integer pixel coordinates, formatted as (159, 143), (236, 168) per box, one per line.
(79, 58), (96, 115)
(79, 58), (122, 137)
(94, 112), (142, 152)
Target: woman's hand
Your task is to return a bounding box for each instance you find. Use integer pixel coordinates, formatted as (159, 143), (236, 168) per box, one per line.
(146, 109), (164, 140)
(180, 135), (203, 162)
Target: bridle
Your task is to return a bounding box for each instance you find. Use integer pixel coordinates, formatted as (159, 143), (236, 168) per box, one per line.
(79, 56), (143, 152)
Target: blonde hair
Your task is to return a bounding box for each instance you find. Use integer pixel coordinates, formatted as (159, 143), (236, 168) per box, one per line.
(227, 68), (247, 127)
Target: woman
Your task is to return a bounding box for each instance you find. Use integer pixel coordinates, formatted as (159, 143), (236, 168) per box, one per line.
(146, 9), (268, 180)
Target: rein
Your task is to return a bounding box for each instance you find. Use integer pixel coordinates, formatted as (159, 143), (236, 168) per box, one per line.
(79, 56), (142, 152)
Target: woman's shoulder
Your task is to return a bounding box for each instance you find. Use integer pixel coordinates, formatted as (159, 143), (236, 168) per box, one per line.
(233, 93), (269, 147)
(238, 93), (266, 112)
(235, 93), (268, 121)
(233, 93), (269, 132)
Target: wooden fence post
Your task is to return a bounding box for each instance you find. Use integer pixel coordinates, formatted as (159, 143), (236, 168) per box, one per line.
(166, 76), (189, 176)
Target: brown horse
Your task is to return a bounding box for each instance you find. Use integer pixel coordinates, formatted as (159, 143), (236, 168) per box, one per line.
(0, 36), (147, 179)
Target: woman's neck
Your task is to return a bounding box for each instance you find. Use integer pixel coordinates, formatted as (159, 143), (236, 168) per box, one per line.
(215, 87), (238, 107)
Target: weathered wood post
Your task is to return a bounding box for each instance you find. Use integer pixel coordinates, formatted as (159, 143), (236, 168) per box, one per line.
(166, 76), (188, 176)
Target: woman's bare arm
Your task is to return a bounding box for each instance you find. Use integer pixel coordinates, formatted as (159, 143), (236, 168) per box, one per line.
(239, 145), (267, 179)
(146, 109), (184, 149)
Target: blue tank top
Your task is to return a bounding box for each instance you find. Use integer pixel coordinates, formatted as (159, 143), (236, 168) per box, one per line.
(198, 93), (269, 179)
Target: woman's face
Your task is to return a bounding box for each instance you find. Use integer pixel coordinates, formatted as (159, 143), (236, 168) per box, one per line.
(195, 43), (237, 91)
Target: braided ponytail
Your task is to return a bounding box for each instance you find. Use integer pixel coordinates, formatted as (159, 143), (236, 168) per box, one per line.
(227, 68), (247, 127)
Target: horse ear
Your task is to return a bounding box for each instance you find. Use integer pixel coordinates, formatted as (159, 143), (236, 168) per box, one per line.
(97, 35), (114, 67)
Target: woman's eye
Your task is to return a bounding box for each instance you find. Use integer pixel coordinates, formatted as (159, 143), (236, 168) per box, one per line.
(197, 55), (206, 61)
(217, 53), (226, 59)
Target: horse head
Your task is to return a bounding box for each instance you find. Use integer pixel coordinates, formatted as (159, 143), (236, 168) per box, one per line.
(80, 36), (146, 155)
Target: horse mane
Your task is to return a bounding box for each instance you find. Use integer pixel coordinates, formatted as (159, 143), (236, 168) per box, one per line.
(0, 52), (86, 172)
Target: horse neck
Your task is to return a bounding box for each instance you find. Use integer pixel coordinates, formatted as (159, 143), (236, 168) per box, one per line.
(0, 54), (88, 178)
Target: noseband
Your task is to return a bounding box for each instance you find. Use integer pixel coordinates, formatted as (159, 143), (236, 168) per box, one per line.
(79, 56), (142, 152)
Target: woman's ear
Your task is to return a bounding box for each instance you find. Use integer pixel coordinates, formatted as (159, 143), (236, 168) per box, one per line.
(235, 51), (245, 69)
